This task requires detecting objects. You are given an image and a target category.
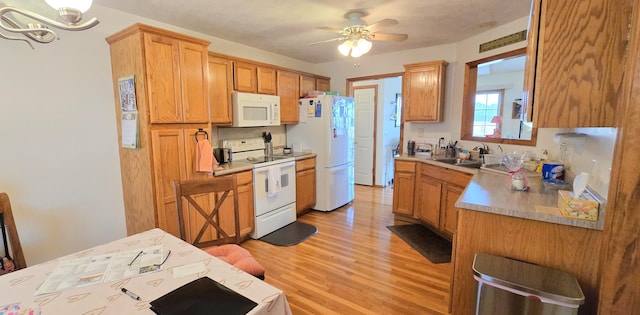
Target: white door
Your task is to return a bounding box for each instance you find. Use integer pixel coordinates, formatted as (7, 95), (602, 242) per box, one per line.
(353, 86), (376, 186)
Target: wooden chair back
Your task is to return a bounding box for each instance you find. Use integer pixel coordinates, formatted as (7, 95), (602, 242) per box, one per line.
(0, 193), (26, 270)
(174, 176), (241, 248)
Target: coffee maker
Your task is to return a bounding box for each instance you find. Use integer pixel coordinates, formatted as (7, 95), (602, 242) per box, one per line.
(407, 140), (416, 155)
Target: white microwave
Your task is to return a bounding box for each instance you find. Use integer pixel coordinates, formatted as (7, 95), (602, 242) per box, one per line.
(232, 92), (281, 127)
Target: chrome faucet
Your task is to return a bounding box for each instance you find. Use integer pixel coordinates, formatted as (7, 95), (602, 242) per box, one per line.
(497, 145), (504, 153)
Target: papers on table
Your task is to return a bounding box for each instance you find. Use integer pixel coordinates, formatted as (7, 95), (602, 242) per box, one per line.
(36, 245), (166, 296)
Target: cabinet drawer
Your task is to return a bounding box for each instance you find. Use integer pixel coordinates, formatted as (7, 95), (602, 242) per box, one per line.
(395, 160), (416, 173)
(235, 170), (253, 186)
(421, 163), (472, 187)
(296, 157), (316, 171)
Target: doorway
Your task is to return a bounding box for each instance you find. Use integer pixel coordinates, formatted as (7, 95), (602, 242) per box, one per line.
(347, 73), (403, 187)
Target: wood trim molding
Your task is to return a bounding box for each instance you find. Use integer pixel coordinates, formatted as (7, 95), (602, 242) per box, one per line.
(597, 0), (639, 312)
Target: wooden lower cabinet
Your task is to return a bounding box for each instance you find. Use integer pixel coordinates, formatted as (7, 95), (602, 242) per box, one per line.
(452, 209), (603, 315)
(440, 184), (464, 239)
(416, 163), (471, 239)
(295, 157), (316, 215)
(415, 175), (442, 227)
(147, 128), (255, 243)
(392, 160), (471, 240)
(392, 160), (416, 216)
(151, 127), (211, 237)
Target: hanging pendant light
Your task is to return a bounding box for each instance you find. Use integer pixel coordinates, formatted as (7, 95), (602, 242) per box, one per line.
(0, 0), (99, 49)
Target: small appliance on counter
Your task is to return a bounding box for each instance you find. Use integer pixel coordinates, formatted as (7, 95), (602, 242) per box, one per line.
(213, 147), (232, 164)
(415, 143), (432, 158)
(407, 140), (416, 155)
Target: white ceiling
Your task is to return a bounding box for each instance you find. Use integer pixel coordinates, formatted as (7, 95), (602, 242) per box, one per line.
(92, 0), (532, 64)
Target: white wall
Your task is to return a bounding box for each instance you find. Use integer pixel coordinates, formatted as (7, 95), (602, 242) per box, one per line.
(0, 4), (317, 265)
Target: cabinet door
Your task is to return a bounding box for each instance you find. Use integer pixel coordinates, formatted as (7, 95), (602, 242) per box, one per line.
(179, 41), (209, 123)
(218, 171), (255, 240)
(415, 175), (442, 228)
(236, 172), (255, 238)
(257, 66), (277, 95)
(403, 61), (446, 122)
(234, 62), (257, 93)
(299, 74), (316, 97)
(316, 78), (330, 92)
(392, 172), (416, 216)
(144, 34), (182, 123)
(440, 184), (464, 239)
(533, 0), (626, 127)
(208, 56), (233, 125)
(151, 129), (187, 237)
(296, 168), (316, 214)
(277, 70), (300, 124)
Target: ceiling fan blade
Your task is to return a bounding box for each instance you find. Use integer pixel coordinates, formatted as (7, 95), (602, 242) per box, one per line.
(307, 37), (345, 46)
(365, 19), (398, 33)
(316, 26), (345, 34)
(370, 32), (408, 42)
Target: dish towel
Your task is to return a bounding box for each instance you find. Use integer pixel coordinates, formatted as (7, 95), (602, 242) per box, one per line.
(267, 165), (282, 197)
(196, 139), (215, 173)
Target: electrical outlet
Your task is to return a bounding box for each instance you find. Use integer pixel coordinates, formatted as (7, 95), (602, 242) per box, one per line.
(418, 128), (424, 137)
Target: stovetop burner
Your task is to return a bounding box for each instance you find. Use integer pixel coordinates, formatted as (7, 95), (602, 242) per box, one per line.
(243, 156), (290, 164)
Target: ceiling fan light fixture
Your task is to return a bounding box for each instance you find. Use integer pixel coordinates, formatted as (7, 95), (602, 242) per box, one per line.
(338, 40), (352, 56)
(350, 38), (371, 57)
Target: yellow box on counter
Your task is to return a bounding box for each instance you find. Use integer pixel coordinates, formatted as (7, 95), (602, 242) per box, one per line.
(557, 190), (600, 221)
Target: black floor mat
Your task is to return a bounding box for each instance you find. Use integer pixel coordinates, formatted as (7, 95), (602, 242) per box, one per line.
(387, 224), (452, 264)
(258, 222), (318, 246)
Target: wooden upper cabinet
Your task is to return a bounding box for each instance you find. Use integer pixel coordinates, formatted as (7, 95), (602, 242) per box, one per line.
(299, 74), (316, 97)
(277, 70), (300, 124)
(233, 61), (257, 93)
(316, 78), (330, 92)
(208, 55), (233, 125)
(257, 66), (277, 95)
(179, 42), (209, 123)
(403, 60), (447, 122)
(143, 33), (209, 124)
(531, 0), (627, 128)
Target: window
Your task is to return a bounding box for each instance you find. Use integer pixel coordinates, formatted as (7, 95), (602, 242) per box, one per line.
(472, 89), (504, 137)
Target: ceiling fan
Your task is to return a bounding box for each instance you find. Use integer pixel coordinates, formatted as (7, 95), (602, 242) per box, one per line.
(310, 10), (408, 57)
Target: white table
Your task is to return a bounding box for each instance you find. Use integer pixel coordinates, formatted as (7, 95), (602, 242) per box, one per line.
(0, 228), (292, 314)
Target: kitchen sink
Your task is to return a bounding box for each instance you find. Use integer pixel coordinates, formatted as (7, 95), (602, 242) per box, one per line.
(430, 157), (482, 169)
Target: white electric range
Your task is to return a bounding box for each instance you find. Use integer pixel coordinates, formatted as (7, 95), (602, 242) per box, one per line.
(222, 137), (296, 239)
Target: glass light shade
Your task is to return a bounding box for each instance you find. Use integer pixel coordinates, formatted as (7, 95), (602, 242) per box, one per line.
(45, 0), (93, 12)
(350, 38), (372, 57)
(357, 38), (372, 54)
(338, 40), (352, 56)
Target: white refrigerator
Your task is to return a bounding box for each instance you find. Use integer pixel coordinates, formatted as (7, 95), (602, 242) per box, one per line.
(286, 95), (355, 211)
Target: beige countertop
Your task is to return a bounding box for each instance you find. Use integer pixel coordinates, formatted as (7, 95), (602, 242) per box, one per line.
(456, 170), (606, 230)
(212, 153), (317, 176)
(395, 154), (605, 230)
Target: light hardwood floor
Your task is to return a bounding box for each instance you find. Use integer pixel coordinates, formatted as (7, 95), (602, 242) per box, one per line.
(242, 185), (452, 315)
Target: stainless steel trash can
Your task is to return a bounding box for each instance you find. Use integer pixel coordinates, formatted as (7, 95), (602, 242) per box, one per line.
(472, 253), (585, 315)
